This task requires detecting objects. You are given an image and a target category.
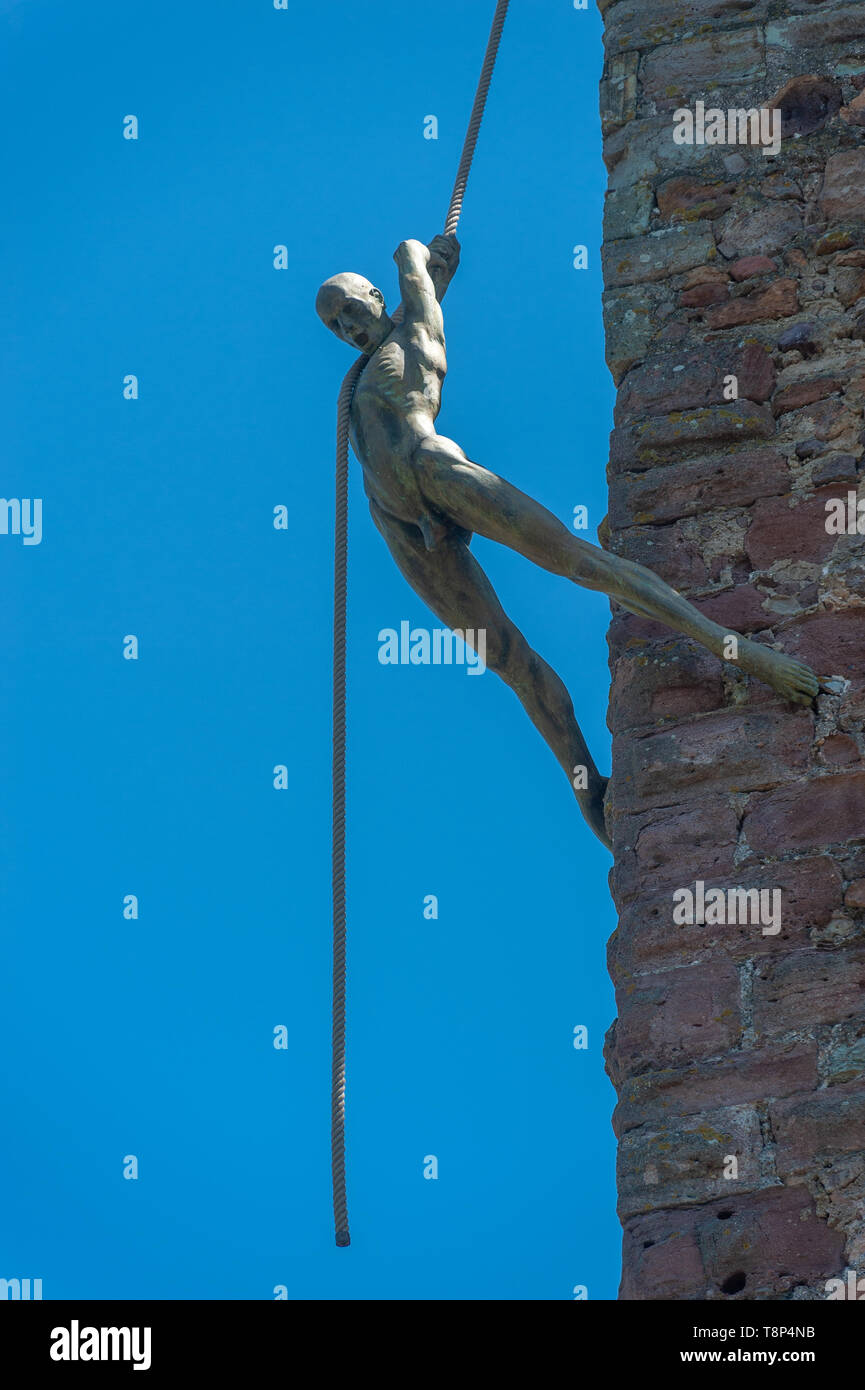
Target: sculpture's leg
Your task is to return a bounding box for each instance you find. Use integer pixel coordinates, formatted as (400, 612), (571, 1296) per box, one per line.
(414, 442), (819, 706)
(368, 501), (611, 849)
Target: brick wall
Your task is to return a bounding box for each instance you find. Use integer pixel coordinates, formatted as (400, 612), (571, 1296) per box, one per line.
(599, 0), (865, 1300)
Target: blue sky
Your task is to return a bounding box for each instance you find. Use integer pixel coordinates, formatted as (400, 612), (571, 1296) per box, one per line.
(1, 0), (620, 1299)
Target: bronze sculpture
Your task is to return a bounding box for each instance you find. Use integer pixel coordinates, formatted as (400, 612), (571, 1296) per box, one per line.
(316, 234), (820, 849)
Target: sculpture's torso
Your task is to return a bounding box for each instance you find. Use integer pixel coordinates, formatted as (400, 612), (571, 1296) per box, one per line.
(350, 322), (451, 542)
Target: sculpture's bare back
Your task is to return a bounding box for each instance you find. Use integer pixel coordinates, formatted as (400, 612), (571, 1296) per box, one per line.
(316, 236), (820, 848)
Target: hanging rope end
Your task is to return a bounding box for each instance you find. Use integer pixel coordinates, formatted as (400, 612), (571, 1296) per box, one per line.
(335, 1229), (351, 1248)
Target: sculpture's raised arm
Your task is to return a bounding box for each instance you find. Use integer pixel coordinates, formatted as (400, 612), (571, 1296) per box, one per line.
(393, 239), (440, 325)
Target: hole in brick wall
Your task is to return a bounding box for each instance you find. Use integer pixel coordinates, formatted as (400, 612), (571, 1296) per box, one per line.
(721, 1271), (747, 1295)
(642, 1240), (655, 1249)
(716, 1209), (734, 1220)
(770, 76), (842, 138)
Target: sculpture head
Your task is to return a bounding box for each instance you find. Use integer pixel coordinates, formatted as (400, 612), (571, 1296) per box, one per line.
(315, 273), (392, 353)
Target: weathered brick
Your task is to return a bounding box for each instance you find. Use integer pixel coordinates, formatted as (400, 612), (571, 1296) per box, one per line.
(623, 1185), (845, 1301)
(693, 1186), (845, 1300)
(683, 264), (730, 290)
(770, 4), (865, 52)
(609, 959), (741, 1083)
(603, 0), (770, 58)
(773, 1084), (865, 1177)
(614, 707), (812, 812)
(730, 255), (777, 281)
(615, 343), (775, 424)
(819, 732), (862, 769)
(641, 31), (764, 110)
(680, 281), (728, 308)
(846, 879), (865, 911)
(745, 487), (841, 568)
(812, 1155), (865, 1270)
(609, 449), (788, 527)
(822, 1019), (865, 1087)
(744, 773), (865, 854)
(602, 283), (674, 384)
(781, 608), (865, 679)
(619, 1184), (846, 1301)
(716, 203), (804, 260)
(753, 946), (865, 1040)
(610, 798), (740, 905)
(613, 1043), (818, 1137)
(603, 224), (716, 289)
(614, 521), (711, 590)
(657, 175), (737, 222)
(707, 278), (799, 329)
(737, 341), (777, 403)
(608, 641), (724, 733)
(761, 172), (802, 202)
(777, 319), (822, 354)
(603, 180), (653, 240)
(841, 91), (865, 128)
(616, 1106), (763, 1220)
(609, 857), (844, 980)
(841, 676), (865, 726)
(819, 150), (865, 222)
(619, 1209), (706, 1301)
(772, 377), (845, 417)
(600, 51), (639, 137)
(836, 267), (865, 309)
(811, 454), (859, 486)
(799, 397), (854, 444)
(610, 402), (776, 471)
(696, 583), (774, 633)
(814, 227), (860, 258)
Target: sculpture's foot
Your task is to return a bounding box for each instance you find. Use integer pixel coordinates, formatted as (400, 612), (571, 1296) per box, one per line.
(579, 777), (612, 852)
(736, 638), (819, 706)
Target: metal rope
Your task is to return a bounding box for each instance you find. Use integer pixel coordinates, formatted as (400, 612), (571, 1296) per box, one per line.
(331, 0), (510, 1248)
(443, 0), (511, 237)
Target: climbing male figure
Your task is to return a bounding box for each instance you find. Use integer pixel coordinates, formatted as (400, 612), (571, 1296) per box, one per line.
(316, 234), (819, 849)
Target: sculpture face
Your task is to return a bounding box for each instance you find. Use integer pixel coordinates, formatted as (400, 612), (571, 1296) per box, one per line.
(316, 273), (391, 353)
